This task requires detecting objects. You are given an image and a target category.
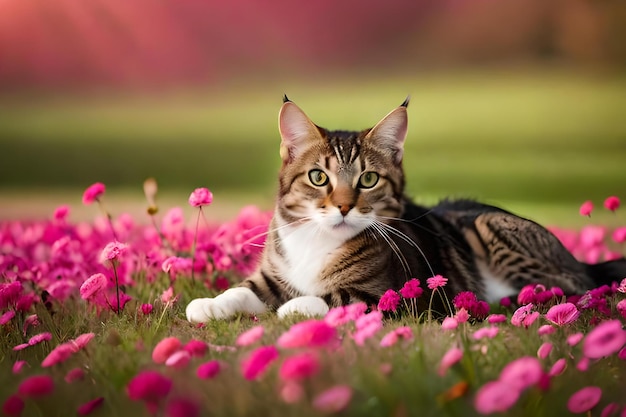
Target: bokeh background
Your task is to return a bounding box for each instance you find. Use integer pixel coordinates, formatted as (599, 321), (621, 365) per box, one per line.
(1, 0), (625, 225)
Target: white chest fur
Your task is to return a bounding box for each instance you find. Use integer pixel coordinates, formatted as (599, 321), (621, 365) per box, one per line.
(278, 223), (345, 296)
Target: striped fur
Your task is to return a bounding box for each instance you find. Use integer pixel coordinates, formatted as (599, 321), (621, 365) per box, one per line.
(185, 99), (626, 322)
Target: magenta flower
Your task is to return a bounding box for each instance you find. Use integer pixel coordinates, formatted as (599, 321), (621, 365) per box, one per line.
(399, 278), (423, 298)
(455, 308), (470, 323)
(438, 346), (463, 376)
(352, 311), (383, 345)
(197, 360), (222, 379)
(236, 325), (264, 347)
(499, 356), (543, 390)
(545, 302), (580, 325)
(152, 336), (182, 364)
(537, 342), (553, 359)
(28, 332), (52, 346)
(165, 350), (191, 369)
(2, 395), (24, 417)
(277, 319), (337, 349)
(188, 187), (213, 207)
(82, 182), (106, 205)
(487, 314), (507, 324)
(379, 326), (413, 347)
(453, 291), (477, 310)
(41, 343), (77, 367)
(77, 397), (104, 416)
(427, 274), (448, 290)
(53, 205), (70, 221)
(80, 273), (108, 300)
(474, 380), (520, 414)
(613, 228), (626, 244)
(73, 333), (95, 350)
(549, 358), (567, 377)
(166, 397), (200, 417)
(441, 316), (458, 330)
(616, 299), (626, 320)
(583, 320), (626, 359)
(65, 367), (86, 383)
(279, 352), (320, 381)
(567, 332), (584, 346)
(567, 386), (602, 414)
(473, 326), (499, 340)
(141, 303), (154, 315)
(12, 360), (27, 374)
(99, 241), (128, 265)
(240, 345), (279, 380)
(18, 374), (55, 398)
(183, 340), (207, 357)
(0, 310), (15, 325)
(579, 200), (594, 217)
(538, 325), (556, 336)
(511, 304), (539, 327)
(377, 289), (400, 312)
(604, 196), (620, 212)
(312, 385), (353, 413)
(126, 371), (173, 404)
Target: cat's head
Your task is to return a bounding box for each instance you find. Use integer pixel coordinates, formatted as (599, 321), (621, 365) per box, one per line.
(276, 97), (409, 240)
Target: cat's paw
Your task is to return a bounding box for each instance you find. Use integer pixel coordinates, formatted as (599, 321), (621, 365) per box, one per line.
(276, 296), (330, 319)
(185, 287), (267, 323)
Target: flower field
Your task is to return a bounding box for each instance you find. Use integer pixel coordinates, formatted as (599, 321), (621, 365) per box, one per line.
(1, 183), (625, 417)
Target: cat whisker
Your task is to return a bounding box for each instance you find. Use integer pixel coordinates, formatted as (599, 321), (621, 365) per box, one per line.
(369, 222), (412, 277)
(373, 219), (436, 278)
(242, 216), (315, 248)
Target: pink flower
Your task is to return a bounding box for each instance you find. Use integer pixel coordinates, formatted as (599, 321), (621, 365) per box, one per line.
(41, 343), (77, 367)
(166, 397), (200, 417)
(53, 205), (70, 221)
(616, 299), (626, 320)
(197, 360), (222, 379)
(577, 357), (590, 372)
(18, 374), (55, 398)
(65, 367), (86, 383)
(377, 289), (400, 312)
(0, 310), (15, 325)
(165, 351), (191, 369)
(277, 319), (337, 349)
(427, 274), (448, 290)
(613, 227), (626, 244)
(161, 286), (179, 305)
(455, 308), (470, 323)
(99, 241), (128, 265)
(2, 395), (24, 417)
(583, 320), (626, 359)
(12, 360), (27, 374)
(152, 337), (182, 364)
(473, 326), (499, 340)
(352, 311), (383, 345)
(601, 403), (620, 417)
(236, 325), (264, 347)
(126, 371), (172, 404)
(80, 273), (108, 300)
(545, 302), (580, 325)
(499, 356), (543, 390)
(604, 196), (620, 212)
(279, 352), (320, 381)
(312, 385), (352, 413)
(537, 342), (553, 359)
(77, 397), (104, 416)
(511, 304), (538, 327)
(474, 380), (520, 414)
(441, 316), (458, 330)
(27, 332), (51, 346)
(567, 332), (584, 346)
(399, 278), (423, 298)
(241, 345), (279, 380)
(487, 314), (507, 324)
(538, 325), (556, 336)
(549, 358), (567, 376)
(73, 333), (95, 350)
(438, 346), (463, 376)
(280, 381), (304, 404)
(141, 303), (154, 315)
(567, 386), (602, 414)
(188, 187), (213, 207)
(82, 182), (106, 205)
(183, 340), (207, 357)
(579, 200), (594, 217)
(382, 326), (413, 348)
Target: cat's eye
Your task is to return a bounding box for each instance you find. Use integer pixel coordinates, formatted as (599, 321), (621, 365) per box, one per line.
(308, 169), (329, 187)
(358, 172), (379, 189)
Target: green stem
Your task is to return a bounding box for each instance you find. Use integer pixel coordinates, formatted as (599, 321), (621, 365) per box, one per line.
(97, 198), (118, 241)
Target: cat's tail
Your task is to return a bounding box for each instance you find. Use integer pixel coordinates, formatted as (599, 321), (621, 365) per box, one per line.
(584, 258), (626, 288)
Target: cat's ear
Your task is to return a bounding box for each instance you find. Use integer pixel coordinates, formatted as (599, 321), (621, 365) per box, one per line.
(364, 98), (409, 164)
(278, 98), (323, 163)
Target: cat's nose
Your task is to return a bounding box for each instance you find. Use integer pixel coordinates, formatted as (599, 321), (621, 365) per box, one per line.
(338, 205), (354, 216)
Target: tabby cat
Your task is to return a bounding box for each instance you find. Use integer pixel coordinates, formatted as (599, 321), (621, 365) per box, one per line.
(186, 97), (626, 322)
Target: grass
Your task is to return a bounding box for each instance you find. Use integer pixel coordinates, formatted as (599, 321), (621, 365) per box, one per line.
(1, 70), (625, 208)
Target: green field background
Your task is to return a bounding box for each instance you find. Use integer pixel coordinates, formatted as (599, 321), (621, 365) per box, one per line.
(1, 71), (625, 226)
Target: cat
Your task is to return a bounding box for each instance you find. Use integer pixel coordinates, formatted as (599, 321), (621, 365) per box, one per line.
(186, 97), (626, 322)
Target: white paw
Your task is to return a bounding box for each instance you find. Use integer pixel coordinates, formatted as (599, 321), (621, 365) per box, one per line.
(277, 296), (329, 319)
(185, 287), (267, 323)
